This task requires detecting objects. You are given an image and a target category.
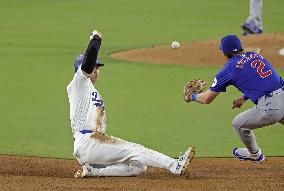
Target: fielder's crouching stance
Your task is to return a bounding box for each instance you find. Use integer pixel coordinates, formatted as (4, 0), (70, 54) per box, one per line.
(183, 35), (284, 163)
(67, 30), (195, 178)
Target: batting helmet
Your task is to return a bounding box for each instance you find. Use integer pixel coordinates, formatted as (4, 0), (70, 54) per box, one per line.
(220, 35), (243, 54)
(74, 54), (104, 73)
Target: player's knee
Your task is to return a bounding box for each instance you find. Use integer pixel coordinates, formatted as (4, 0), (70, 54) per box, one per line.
(239, 128), (251, 134)
(232, 117), (242, 130)
(232, 117), (252, 135)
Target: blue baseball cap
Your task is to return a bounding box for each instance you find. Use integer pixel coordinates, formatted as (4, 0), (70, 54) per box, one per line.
(220, 35), (243, 54)
(74, 54), (104, 73)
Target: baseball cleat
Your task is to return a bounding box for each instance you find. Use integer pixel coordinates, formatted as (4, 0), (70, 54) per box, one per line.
(74, 169), (83, 178)
(74, 163), (94, 178)
(232, 148), (265, 163)
(241, 22), (263, 35)
(175, 146), (195, 175)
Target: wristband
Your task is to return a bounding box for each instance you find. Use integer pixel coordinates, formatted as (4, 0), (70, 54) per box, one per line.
(191, 93), (198, 101)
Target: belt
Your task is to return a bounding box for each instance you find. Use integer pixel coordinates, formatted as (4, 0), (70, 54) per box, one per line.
(265, 86), (284, 98)
(264, 93), (273, 99)
(258, 86), (284, 104)
(79, 129), (94, 134)
(73, 129), (94, 141)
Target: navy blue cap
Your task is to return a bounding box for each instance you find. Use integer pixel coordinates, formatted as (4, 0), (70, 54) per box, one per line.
(220, 35), (243, 54)
(74, 54), (104, 73)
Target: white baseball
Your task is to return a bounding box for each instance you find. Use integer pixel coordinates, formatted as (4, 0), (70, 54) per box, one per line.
(171, 41), (180, 49)
(278, 48), (284, 56)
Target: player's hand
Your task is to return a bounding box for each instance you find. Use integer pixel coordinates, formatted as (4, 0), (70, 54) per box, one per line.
(183, 79), (207, 102)
(232, 97), (245, 109)
(89, 30), (102, 41)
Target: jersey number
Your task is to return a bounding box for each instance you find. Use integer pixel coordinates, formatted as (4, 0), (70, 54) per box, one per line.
(251, 60), (272, 78)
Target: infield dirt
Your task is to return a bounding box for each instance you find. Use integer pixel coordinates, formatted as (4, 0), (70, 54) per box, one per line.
(0, 155), (283, 191)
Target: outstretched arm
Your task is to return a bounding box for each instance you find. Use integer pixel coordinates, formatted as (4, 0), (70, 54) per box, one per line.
(193, 90), (219, 104)
(183, 80), (219, 104)
(81, 31), (102, 77)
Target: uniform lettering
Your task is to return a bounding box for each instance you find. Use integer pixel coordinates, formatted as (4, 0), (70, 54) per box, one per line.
(251, 60), (272, 78)
(91, 92), (104, 107)
(236, 53), (262, 69)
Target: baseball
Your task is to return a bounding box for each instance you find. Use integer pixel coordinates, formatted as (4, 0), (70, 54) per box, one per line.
(278, 48), (284, 56)
(171, 41), (180, 49)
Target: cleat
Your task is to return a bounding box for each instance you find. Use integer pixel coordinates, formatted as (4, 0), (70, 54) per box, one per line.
(241, 22), (263, 35)
(232, 148), (265, 163)
(74, 163), (94, 178)
(175, 146), (195, 175)
(74, 169), (83, 178)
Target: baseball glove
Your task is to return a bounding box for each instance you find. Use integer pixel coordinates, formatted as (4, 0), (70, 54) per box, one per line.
(183, 79), (208, 102)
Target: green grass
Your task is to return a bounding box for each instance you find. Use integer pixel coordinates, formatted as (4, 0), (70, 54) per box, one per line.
(0, 0), (283, 159)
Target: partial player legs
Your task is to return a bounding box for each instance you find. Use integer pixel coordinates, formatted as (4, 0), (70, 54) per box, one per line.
(232, 112), (264, 162)
(241, 0), (263, 35)
(232, 89), (284, 161)
(75, 162), (147, 177)
(234, 127), (259, 154)
(232, 103), (283, 161)
(247, 0), (263, 30)
(75, 134), (194, 177)
(77, 136), (176, 172)
(232, 107), (278, 153)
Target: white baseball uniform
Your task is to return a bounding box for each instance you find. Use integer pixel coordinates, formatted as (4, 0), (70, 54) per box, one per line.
(67, 67), (181, 176)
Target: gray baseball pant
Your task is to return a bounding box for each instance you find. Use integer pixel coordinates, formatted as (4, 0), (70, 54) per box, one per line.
(247, 0), (263, 30)
(232, 87), (284, 153)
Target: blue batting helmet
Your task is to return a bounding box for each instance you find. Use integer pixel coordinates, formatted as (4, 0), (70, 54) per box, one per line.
(74, 54), (104, 73)
(220, 35), (243, 54)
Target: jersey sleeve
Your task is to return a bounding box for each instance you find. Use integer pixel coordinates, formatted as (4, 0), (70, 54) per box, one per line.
(81, 37), (101, 74)
(209, 66), (233, 92)
(242, 94), (249, 100)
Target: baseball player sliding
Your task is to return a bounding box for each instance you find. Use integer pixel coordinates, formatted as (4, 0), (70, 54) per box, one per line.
(67, 30), (195, 178)
(183, 35), (284, 162)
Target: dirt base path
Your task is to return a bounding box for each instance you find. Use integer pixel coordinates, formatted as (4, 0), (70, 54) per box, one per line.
(111, 33), (284, 68)
(0, 155), (283, 191)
